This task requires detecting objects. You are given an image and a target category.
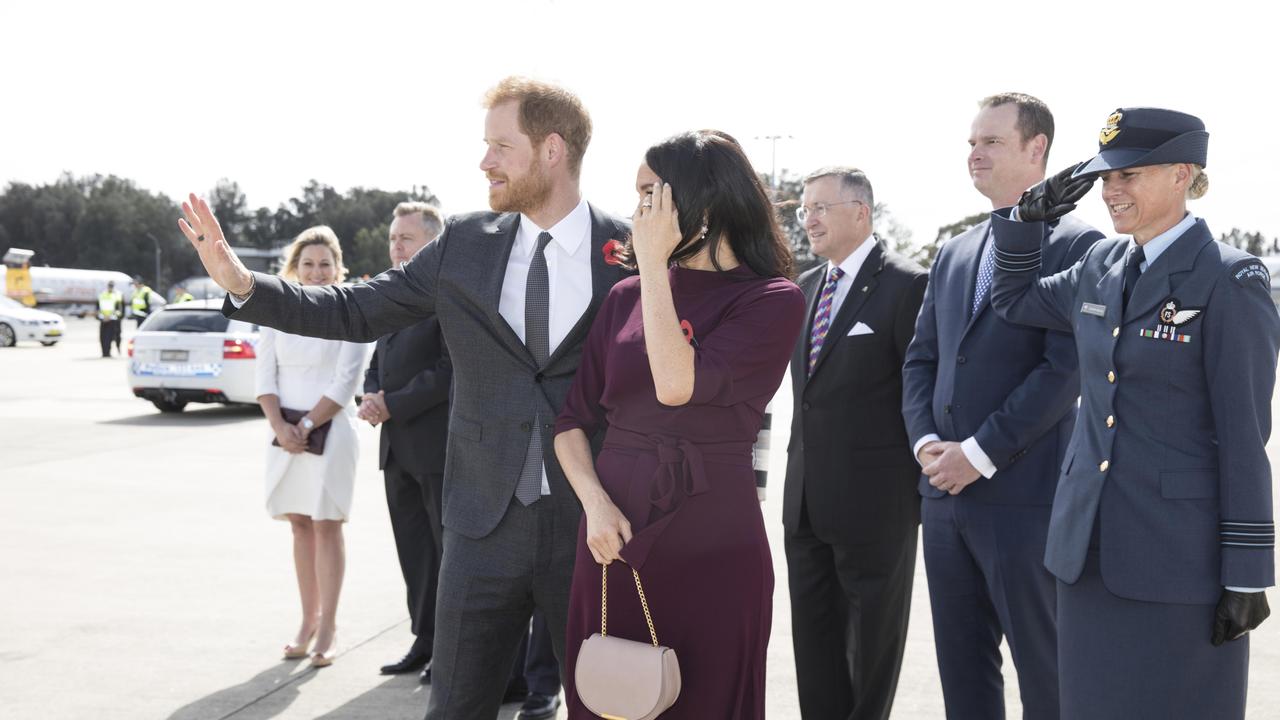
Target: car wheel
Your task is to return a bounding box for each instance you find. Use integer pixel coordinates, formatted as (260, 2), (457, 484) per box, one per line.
(41, 341), (58, 347)
(152, 399), (187, 413)
(0, 322), (15, 347)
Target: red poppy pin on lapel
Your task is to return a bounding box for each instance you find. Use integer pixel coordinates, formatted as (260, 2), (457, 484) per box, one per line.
(680, 319), (698, 348)
(602, 238), (624, 266)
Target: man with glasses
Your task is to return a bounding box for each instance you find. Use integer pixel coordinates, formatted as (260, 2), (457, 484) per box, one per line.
(783, 167), (928, 720)
(901, 94), (1102, 720)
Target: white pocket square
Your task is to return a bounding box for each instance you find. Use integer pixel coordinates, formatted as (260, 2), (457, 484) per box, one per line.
(847, 322), (875, 336)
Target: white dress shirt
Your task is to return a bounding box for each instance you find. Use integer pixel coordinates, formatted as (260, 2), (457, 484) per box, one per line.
(501, 198), (594, 495)
(823, 233), (878, 318)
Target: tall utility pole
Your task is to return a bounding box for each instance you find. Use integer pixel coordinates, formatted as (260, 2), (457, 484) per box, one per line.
(144, 233), (162, 289)
(755, 134), (793, 189)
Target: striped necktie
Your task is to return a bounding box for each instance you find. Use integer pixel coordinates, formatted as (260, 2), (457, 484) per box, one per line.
(808, 266), (844, 376)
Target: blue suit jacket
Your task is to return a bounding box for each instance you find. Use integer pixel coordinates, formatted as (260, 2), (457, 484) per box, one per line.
(991, 214), (1279, 603)
(903, 216), (1102, 504)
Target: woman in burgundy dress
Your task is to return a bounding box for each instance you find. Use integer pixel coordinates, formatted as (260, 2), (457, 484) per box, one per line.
(554, 130), (805, 718)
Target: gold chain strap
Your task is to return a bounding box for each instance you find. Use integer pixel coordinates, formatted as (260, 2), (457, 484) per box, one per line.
(599, 562), (660, 647)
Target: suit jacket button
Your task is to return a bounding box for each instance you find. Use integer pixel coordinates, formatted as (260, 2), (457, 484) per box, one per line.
(1106, 415), (1115, 428)
(1099, 460), (1110, 472)
(1112, 327), (1120, 338)
(957, 355), (967, 364)
(534, 373), (544, 383)
(1107, 371), (1116, 383)
(802, 402), (811, 411)
(944, 404), (951, 414)
(520, 422), (531, 432)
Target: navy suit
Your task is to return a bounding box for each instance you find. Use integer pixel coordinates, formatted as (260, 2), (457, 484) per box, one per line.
(990, 213), (1278, 719)
(903, 215), (1100, 719)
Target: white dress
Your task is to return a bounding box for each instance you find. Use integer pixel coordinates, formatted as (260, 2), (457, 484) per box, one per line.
(255, 327), (368, 522)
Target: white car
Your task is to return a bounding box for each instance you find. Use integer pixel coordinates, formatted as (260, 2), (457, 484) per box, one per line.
(0, 295), (66, 347)
(127, 299), (260, 412)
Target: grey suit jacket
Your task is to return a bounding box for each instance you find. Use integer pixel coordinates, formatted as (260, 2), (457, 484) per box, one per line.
(227, 205), (632, 539)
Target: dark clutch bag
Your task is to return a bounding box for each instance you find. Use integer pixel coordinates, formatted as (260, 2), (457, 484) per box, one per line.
(271, 407), (331, 455)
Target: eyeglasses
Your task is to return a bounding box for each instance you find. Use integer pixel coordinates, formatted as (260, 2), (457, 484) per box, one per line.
(796, 200), (864, 224)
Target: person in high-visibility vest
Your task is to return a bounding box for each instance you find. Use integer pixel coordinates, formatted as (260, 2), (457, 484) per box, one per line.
(131, 276), (159, 327)
(97, 281), (124, 357)
(173, 285), (195, 304)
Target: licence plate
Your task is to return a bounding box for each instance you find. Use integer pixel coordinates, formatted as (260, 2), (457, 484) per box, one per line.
(45, 329), (62, 336)
(161, 349), (189, 362)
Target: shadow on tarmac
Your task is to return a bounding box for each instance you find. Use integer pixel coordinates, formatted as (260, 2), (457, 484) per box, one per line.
(101, 404), (262, 427)
(165, 662), (317, 720)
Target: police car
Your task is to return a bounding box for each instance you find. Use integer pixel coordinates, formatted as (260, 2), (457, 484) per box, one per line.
(0, 295), (66, 347)
(127, 299), (260, 412)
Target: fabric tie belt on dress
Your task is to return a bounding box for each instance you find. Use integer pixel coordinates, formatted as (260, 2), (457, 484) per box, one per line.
(603, 427), (752, 569)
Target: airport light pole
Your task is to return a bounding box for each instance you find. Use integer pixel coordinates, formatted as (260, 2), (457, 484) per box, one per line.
(144, 233), (162, 289)
(755, 134), (793, 189)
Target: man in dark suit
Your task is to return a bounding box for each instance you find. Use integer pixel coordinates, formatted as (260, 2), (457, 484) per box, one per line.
(783, 167), (928, 720)
(901, 93), (1102, 719)
(179, 77), (630, 720)
(359, 202), (450, 683)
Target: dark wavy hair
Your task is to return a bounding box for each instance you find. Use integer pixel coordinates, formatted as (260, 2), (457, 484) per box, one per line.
(625, 130), (794, 280)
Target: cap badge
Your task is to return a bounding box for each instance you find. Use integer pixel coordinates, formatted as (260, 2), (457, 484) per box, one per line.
(1100, 111), (1123, 146)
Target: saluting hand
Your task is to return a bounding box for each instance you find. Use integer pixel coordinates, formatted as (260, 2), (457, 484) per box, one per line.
(631, 180), (683, 269)
(1017, 162), (1097, 224)
(178, 193), (255, 297)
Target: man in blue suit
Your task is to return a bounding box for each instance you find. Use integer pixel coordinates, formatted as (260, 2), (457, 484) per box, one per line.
(902, 93), (1103, 719)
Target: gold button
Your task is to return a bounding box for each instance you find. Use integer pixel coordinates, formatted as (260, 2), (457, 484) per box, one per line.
(1100, 460), (1110, 472)
(1107, 371), (1116, 383)
(1106, 415), (1115, 428)
(1112, 327), (1120, 338)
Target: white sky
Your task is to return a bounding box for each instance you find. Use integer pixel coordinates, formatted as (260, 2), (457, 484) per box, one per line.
(2, 0), (1276, 249)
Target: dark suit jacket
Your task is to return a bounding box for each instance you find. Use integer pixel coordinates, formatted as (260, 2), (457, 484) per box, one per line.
(783, 239), (929, 545)
(991, 214), (1278, 603)
(226, 205), (632, 540)
(901, 216), (1101, 504)
(363, 316), (451, 475)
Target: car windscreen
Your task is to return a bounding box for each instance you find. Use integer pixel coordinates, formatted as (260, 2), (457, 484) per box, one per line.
(140, 309), (230, 333)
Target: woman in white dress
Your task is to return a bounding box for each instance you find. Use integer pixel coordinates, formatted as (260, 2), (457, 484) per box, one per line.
(255, 226), (367, 667)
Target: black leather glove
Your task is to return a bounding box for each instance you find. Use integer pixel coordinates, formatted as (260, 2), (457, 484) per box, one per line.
(1017, 162), (1097, 223)
(1211, 589), (1270, 646)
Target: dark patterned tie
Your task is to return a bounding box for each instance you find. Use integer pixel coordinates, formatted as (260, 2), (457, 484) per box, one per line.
(972, 234), (995, 315)
(808, 266), (844, 376)
(516, 231), (554, 506)
(1122, 245), (1145, 311)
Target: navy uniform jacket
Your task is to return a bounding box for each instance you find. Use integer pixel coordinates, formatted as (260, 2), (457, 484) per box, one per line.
(990, 212), (1278, 603)
(363, 316), (451, 475)
(903, 216), (1101, 504)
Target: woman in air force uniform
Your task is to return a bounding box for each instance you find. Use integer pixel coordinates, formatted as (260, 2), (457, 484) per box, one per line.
(987, 107), (1277, 719)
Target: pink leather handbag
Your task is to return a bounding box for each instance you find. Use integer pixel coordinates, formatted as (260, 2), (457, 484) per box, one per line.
(574, 562), (681, 720)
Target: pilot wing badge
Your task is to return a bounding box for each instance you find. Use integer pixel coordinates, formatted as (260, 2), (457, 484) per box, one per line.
(1140, 298), (1201, 343)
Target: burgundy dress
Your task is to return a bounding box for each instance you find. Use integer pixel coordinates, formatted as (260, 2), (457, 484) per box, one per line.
(555, 264), (805, 719)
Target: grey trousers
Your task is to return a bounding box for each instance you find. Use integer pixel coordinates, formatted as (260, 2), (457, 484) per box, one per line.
(424, 497), (578, 720)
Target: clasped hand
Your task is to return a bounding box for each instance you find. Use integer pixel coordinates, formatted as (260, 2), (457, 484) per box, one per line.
(357, 391), (391, 426)
(920, 441), (981, 495)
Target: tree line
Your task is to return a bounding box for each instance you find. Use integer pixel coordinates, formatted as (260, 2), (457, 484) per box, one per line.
(2, 172), (1275, 291)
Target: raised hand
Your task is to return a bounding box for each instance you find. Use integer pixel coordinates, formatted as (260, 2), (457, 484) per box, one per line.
(178, 193), (254, 297)
(1017, 163), (1097, 224)
(631, 180), (683, 269)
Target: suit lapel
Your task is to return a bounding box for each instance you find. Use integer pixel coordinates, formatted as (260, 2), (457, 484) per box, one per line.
(958, 221), (991, 337)
(477, 213), (533, 364)
(544, 203), (622, 370)
(1122, 220), (1212, 325)
(809, 240), (884, 382)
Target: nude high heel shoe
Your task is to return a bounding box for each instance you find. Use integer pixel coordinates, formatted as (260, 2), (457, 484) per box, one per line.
(283, 629), (315, 660)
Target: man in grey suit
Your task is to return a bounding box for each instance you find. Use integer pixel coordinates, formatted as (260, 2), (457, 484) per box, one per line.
(178, 77), (631, 719)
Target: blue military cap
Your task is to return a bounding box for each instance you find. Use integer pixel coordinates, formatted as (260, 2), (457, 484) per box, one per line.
(1073, 107), (1209, 178)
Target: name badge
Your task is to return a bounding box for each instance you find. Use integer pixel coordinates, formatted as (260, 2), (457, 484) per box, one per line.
(1080, 302), (1107, 317)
